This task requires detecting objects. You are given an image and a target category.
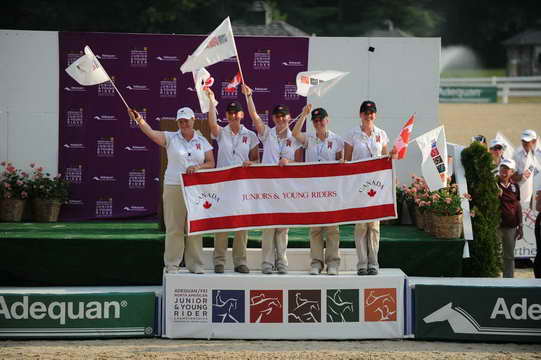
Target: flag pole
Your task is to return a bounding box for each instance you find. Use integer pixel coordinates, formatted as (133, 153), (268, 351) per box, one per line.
(107, 77), (130, 110)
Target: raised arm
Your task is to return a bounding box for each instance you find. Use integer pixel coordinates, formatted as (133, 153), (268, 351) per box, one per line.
(205, 88), (221, 138)
(128, 109), (166, 147)
(241, 84), (265, 136)
(292, 104), (312, 145)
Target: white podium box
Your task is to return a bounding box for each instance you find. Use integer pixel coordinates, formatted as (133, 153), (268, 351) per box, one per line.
(201, 248), (358, 271)
(163, 269), (406, 339)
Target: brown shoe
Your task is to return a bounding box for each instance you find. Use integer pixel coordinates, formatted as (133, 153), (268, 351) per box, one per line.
(214, 264), (224, 273)
(234, 265), (250, 274)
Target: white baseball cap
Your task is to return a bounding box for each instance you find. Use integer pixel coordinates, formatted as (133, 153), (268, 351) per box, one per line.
(489, 138), (506, 149)
(521, 129), (537, 142)
(176, 107), (195, 120)
(499, 158), (516, 170)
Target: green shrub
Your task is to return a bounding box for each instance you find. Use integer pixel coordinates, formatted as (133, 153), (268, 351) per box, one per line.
(461, 142), (502, 276)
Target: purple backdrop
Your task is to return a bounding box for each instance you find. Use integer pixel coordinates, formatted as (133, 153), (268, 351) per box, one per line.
(59, 31), (308, 220)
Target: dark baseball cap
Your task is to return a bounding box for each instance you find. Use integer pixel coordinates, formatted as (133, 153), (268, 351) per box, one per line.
(272, 104), (290, 116)
(226, 102), (242, 113)
(360, 100), (377, 113)
(311, 107), (328, 121)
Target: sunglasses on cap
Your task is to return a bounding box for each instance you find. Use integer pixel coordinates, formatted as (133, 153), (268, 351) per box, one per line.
(491, 145), (503, 151)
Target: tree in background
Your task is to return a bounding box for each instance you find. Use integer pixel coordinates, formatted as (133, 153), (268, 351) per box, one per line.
(461, 142), (502, 277)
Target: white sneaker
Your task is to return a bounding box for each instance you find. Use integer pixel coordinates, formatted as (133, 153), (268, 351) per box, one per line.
(165, 265), (180, 274)
(309, 266), (321, 275)
(191, 266), (205, 274)
(327, 266), (338, 276)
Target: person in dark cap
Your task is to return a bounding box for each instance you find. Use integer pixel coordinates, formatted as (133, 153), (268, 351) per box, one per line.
(241, 83), (303, 275)
(292, 104), (344, 275)
(205, 89), (260, 274)
(344, 100), (393, 276)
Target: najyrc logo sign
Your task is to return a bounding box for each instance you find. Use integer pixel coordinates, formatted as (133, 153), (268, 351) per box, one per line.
(327, 289), (359, 322)
(66, 108), (84, 128)
(173, 289), (208, 323)
(212, 290), (244, 323)
(288, 290), (321, 323)
(415, 285), (541, 342)
(0, 292), (155, 338)
(250, 290), (283, 323)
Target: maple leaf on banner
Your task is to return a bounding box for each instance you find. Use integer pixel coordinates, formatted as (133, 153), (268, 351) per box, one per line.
(203, 201), (212, 209)
(367, 189), (377, 197)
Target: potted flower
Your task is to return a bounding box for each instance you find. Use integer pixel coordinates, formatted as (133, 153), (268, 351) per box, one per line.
(0, 161), (30, 221)
(429, 183), (468, 238)
(28, 164), (70, 222)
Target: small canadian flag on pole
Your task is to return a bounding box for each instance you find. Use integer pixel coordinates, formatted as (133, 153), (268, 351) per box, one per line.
(225, 72), (242, 92)
(393, 114), (416, 160)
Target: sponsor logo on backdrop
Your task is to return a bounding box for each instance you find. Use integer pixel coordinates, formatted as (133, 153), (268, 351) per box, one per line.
(358, 179), (385, 198)
(95, 53), (119, 60)
(212, 290), (245, 323)
(364, 288), (397, 322)
(327, 289), (359, 322)
(64, 86), (86, 92)
(0, 296), (127, 325)
(124, 146), (149, 152)
(92, 175), (116, 182)
(194, 113), (207, 121)
(95, 198), (113, 217)
(126, 84), (150, 91)
(154, 116), (175, 122)
(68, 199), (84, 206)
(282, 60), (303, 67)
(128, 169), (146, 189)
(156, 55), (180, 62)
(65, 165), (83, 184)
(67, 52), (84, 66)
(67, 108), (84, 128)
(130, 47), (148, 67)
(173, 288), (208, 323)
(220, 57), (238, 63)
(63, 143), (85, 149)
(288, 290), (321, 323)
(93, 114), (117, 121)
(423, 298), (541, 336)
(122, 205), (148, 212)
(253, 49), (271, 70)
(160, 77), (177, 98)
(97, 137), (114, 157)
(98, 78), (115, 96)
(250, 290), (283, 323)
(221, 81), (238, 98)
(253, 87), (271, 94)
(284, 83), (299, 100)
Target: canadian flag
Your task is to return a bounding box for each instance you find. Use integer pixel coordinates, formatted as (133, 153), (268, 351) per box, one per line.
(393, 114), (415, 160)
(225, 72), (242, 92)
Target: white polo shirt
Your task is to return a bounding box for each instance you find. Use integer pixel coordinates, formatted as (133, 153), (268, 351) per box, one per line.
(303, 131), (344, 162)
(164, 131), (213, 185)
(343, 125), (389, 161)
(259, 125), (301, 164)
(212, 124), (260, 168)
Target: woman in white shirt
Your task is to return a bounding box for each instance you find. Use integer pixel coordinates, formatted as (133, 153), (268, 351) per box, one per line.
(292, 105), (344, 275)
(241, 84), (302, 274)
(128, 107), (214, 274)
(206, 89), (260, 274)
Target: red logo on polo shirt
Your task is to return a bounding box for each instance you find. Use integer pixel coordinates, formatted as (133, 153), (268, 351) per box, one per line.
(196, 143), (201, 150)
(286, 139), (291, 147)
(242, 136), (248, 144)
(328, 141), (333, 149)
(376, 135), (381, 143)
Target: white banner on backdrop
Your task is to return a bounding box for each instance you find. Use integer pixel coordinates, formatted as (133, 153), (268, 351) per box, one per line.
(162, 270), (406, 339)
(181, 158), (397, 235)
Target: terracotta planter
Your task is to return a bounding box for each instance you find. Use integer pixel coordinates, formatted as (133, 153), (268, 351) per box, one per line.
(433, 214), (463, 239)
(414, 207), (425, 230)
(0, 198), (26, 222)
(32, 199), (63, 222)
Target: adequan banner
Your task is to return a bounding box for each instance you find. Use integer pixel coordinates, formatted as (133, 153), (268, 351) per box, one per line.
(181, 157), (397, 235)
(415, 285), (541, 342)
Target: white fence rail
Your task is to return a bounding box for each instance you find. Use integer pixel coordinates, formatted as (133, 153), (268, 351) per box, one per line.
(440, 76), (541, 103)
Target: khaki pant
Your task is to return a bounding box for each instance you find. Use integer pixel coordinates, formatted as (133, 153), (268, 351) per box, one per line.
(354, 221), (380, 270)
(213, 231), (248, 267)
(163, 185), (204, 273)
(500, 227), (516, 278)
(261, 228), (288, 270)
(310, 226), (340, 270)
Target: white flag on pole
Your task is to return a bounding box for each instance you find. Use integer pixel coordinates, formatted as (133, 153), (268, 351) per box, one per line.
(415, 126), (448, 191)
(180, 17), (237, 73)
(65, 46), (110, 86)
(295, 70), (349, 97)
(193, 68), (218, 114)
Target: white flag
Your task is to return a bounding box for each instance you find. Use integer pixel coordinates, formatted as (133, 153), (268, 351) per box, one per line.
(193, 68), (218, 114)
(295, 70), (349, 97)
(180, 17), (237, 73)
(415, 126), (448, 191)
(65, 46), (110, 86)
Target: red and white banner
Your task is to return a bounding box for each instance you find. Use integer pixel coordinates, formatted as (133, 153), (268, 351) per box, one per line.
(181, 157), (397, 235)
